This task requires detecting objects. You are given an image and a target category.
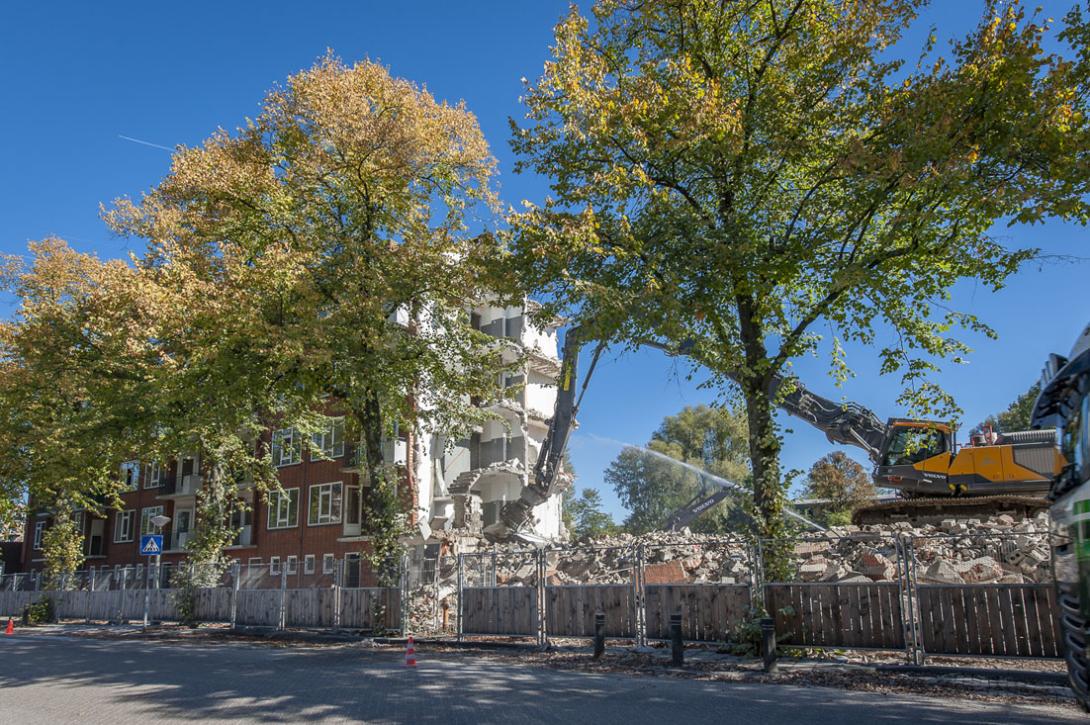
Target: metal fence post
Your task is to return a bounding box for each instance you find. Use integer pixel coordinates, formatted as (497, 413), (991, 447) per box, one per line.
(400, 551), (409, 636)
(118, 567), (127, 624)
(230, 561), (240, 630)
(279, 566), (287, 630)
(538, 547), (548, 648)
(635, 544), (647, 648)
(894, 534), (922, 665)
(87, 568), (96, 624)
(905, 535), (923, 665)
(456, 553), (464, 643)
(333, 559), (343, 629)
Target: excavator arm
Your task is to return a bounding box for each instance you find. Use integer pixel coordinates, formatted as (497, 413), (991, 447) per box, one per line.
(771, 377), (887, 465)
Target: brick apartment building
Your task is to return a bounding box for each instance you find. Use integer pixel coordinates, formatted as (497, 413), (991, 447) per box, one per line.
(17, 299), (564, 575)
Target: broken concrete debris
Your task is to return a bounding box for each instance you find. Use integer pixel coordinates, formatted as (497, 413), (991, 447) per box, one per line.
(406, 512), (1052, 634)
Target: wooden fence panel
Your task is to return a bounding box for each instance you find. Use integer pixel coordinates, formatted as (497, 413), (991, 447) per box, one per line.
(545, 584), (634, 637)
(644, 584), (751, 642)
(194, 588), (231, 622)
(285, 589), (323, 627)
(0, 591), (34, 617)
(917, 584), (1060, 657)
(339, 588), (401, 631)
(461, 586), (537, 636)
(765, 583), (904, 649)
(236, 589), (282, 626)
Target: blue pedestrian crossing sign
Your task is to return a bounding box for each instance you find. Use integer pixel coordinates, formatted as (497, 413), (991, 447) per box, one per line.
(139, 534), (163, 556)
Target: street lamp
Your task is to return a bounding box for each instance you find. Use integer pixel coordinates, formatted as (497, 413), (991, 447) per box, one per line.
(143, 514), (171, 630)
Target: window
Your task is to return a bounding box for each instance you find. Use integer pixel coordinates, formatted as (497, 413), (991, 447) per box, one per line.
(267, 488), (299, 529)
(880, 428), (947, 467)
(322, 553), (335, 575)
(304, 555), (316, 575)
(114, 510), (135, 543)
(144, 462), (165, 489)
(308, 482), (343, 526)
(33, 520), (46, 550)
(269, 556), (281, 576)
(120, 460), (141, 491)
(312, 417), (345, 459)
(247, 557), (262, 569)
(286, 555), (298, 575)
(140, 506), (165, 536)
(271, 428), (301, 466)
(345, 486), (360, 526)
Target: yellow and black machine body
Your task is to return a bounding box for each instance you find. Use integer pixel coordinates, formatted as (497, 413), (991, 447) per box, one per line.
(873, 418), (1061, 497)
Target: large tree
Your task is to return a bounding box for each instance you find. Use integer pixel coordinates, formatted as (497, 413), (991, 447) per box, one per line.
(607, 405), (750, 533)
(105, 55), (514, 574)
(510, 0), (1090, 563)
(0, 240), (162, 578)
(563, 487), (620, 541)
(800, 451), (877, 526)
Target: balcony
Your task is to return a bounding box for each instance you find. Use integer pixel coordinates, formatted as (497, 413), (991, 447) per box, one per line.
(159, 474), (202, 500)
(169, 530), (191, 551)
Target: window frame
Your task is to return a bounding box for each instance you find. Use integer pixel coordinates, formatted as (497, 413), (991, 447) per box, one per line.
(271, 427), (302, 467)
(322, 553), (335, 575)
(269, 556), (281, 576)
(312, 416), (346, 459)
(304, 554), (316, 575)
(114, 510), (135, 543)
(308, 482), (344, 526)
(140, 506), (165, 537)
(286, 555), (298, 575)
(120, 460), (141, 492)
(266, 488), (300, 530)
(144, 462), (164, 489)
(33, 520), (46, 550)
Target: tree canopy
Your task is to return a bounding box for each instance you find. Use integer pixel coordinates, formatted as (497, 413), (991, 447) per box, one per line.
(563, 487), (620, 541)
(510, 0), (1090, 561)
(0, 56), (515, 578)
(800, 451), (877, 526)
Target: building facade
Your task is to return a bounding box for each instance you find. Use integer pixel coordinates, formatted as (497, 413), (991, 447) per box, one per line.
(17, 300), (565, 574)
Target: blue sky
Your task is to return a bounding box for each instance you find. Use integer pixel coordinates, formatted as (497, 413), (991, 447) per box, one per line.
(1, 1), (1086, 521)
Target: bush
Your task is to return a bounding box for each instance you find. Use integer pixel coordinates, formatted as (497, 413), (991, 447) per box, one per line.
(24, 596), (55, 625)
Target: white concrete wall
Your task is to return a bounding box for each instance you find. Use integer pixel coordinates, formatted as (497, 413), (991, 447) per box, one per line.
(415, 298), (564, 541)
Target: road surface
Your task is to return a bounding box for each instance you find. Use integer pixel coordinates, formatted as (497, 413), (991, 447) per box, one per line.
(0, 631), (1079, 723)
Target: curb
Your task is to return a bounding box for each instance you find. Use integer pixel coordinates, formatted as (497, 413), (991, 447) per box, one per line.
(875, 663), (1067, 686)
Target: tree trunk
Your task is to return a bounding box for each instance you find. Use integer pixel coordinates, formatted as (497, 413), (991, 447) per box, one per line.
(356, 389), (385, 489)
(735, 295), (789, 581)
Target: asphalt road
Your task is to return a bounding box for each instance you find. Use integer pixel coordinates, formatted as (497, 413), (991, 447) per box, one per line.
(0, 631), (1080, 724)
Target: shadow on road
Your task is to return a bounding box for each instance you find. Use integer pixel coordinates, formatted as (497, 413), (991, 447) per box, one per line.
(0, 632), (1077, 724)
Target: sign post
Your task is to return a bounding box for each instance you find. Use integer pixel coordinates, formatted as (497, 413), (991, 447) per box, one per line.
(140, 515), (170, 629)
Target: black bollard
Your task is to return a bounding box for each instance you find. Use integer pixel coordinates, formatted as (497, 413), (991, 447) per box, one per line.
(760, 617), (777, 672)
(670, 612), (684, 666)
(593, 611), (605, 660)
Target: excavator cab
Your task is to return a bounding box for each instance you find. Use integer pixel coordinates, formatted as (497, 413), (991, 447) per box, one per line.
(873, 420), (954, 494)
(879, 421), (952, 468)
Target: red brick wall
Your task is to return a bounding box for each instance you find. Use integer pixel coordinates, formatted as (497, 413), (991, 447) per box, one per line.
(20, 427), (414, 575)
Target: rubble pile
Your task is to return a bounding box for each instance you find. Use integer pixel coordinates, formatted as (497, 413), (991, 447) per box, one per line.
(405, 513), (1052, 632)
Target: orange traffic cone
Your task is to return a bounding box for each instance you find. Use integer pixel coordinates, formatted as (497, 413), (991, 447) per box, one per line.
(405, 635), (416, 667)
(4, 617), (12, 636)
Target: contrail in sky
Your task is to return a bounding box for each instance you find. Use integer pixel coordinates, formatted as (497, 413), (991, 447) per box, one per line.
(118, 134), (174, 152)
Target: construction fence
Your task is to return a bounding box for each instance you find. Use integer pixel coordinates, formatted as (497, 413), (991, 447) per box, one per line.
(0, 530), (1060, 662)
(444, 530), (1060, 663)
(0, 557), (401, 633)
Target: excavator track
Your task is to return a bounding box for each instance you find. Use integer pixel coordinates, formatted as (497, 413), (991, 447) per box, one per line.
(852, 495), (1049, 526)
